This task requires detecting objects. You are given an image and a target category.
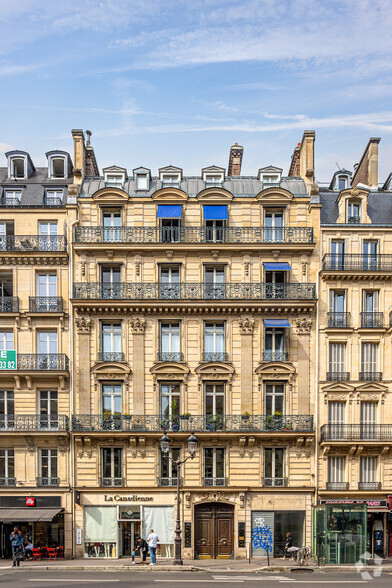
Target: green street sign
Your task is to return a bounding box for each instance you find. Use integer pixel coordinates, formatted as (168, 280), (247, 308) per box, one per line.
(0, 350), (17, 369)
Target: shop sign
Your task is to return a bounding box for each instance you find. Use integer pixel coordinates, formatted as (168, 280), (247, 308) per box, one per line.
(0, 350), (16, 370)
(104, 494), (154, 502)
(76, 528), (82, 545)
(320, 499), (387, 508)
(26, 497), (35, 507)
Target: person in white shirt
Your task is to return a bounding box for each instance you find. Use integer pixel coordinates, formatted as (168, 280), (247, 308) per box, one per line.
(147, 529), (159, 565)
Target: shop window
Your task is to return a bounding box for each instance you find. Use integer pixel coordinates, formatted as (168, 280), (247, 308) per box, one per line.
(84, 506), (118, 558)
(142, 506), (175, 558)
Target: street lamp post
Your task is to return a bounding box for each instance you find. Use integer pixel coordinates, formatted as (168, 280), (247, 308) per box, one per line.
(160, 432), (198, 565)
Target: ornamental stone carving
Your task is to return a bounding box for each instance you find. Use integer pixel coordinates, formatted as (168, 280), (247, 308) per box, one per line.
(129, 317), (146, 333)
(294, 317), (312, 334)
(239, 317), (255, 334)
(75, 317), (92, 334)
(57, 436), (69, 454)
(25, 436), (36, 454)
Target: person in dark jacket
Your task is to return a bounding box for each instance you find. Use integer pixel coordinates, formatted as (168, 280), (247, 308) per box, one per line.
(10, 527), (23, 558)
(283, 532), (293, 559)
(136, 536), (148, 564)
(12, 545), (24, 567)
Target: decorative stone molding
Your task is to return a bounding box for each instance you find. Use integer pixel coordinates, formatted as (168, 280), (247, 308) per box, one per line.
(294, 317), (312, 334)
(272, 250), (280, 260)
(255, 362), (295, 394)
(239, 317), (256, 334)
(135, 261), (141, 276)
(195, 362), (234, 393)
(150, 362), (190, 394)
(75, 317), (92, 334)
(239, 493), (245, 509)
(0, 255), (68, 266)
(129, 316), (146, 333)
(185, 492), (191, 509)
(199, 491), (235, 503)
(25, 436), (36, 454)
(92, 363), (131, 393)
(57, 436), (69, 454)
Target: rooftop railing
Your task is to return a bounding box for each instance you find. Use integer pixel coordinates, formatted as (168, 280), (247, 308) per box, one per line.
(323, 254), (392, 271)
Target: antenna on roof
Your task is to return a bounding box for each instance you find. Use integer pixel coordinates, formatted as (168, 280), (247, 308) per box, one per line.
(86, 130), (92, 147)
(335, 162), (341, 170)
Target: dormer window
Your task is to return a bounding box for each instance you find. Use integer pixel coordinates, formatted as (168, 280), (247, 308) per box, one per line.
(46, 151), (71, 179)
(347, 200), (361, 223)
(205, 176), (223, 188)
(3, 190), (22, 206)
(338, 176), (348, 190)
(136, 174), (148, 190)
(162, 175), (180, 188)
(50, 158), (66, 179)
(262, 175), (280, 189)
(258, 167), (283, 190)
(10, 158), (25, 179)
(45, 189), (63, 206)
(105, 175), (123, 188)
(133, 167), (151, 192)
(103, 166), (127, 189)
(201, 167), (225, 189)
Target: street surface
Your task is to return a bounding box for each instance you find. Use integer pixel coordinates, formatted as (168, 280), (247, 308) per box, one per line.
(0, 569), (389, 587)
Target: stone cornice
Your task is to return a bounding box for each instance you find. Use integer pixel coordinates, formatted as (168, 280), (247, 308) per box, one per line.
(74, 302), (316, 315)
(0, 255), (68, 266)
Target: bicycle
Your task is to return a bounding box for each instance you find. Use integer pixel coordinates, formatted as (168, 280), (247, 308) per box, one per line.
(298, 546), (319, 566)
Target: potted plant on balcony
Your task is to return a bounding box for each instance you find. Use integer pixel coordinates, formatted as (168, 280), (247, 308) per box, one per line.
(180, 412), (191, 420)
(273, 411), (283, 430)
(206, 414), (224, 431)
(241, 411), (250, 422)
(123, 413), (132, 421)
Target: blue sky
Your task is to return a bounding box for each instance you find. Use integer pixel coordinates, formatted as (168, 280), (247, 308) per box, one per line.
(0, 0), (391, 184)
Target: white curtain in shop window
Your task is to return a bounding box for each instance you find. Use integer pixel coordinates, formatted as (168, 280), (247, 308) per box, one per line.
(84, 507), (117, 542)
(142, 506), (174, 544)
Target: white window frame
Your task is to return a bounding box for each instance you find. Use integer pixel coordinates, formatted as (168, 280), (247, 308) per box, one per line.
(135, 174), (148, 191)
(9, 157), (26, 179)
(361, 343), (378, 373)
(0, 449), (14, 479)
(46, 189), (64, 202)
(101, 323), (122, 354)
(263, 447), (285, 481)
(204, 447), (225, 479)
(160, 447), (180, 479)
(49, 156), (66, 179)
(4, 190), (22, 203)
(101, 447), (123, 480)
(360, 456), (377, 483)
(102, 383), (122, 415)
(160, 322), (180, 355)
(329, 343), (346, 373)
(161, 174), (181, 187)
(39, 448), (58, 479)
(0, 331), (14, 350)
(204, 382), (225, 416)
(328, 456), (345, 483)
(264, 382), (285, 415)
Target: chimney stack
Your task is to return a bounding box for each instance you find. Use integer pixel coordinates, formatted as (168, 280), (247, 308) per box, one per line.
(351, 138), (380, 189)
(287, 131), (315, 193)
(227, 143), (244, 176)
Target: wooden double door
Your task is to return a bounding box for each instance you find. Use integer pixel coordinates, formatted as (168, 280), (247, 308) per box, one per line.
(194, 502), (234, 559)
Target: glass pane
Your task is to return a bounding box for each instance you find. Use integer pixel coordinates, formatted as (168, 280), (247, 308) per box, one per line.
(216, 449), (225, 477)
(264, 449), (272, 477)
(204, 449), (213, 477)
(274, 449), (284, 477)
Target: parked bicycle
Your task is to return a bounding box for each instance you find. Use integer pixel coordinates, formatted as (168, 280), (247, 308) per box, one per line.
(297, 546), (319, 566)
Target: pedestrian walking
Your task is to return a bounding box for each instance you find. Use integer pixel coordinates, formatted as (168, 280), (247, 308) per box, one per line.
(282, 532), (293, 559)
(12, 546), (24, 567)
(10, 527), (23, 559)
(136, 536), (148, 564)
(147, 529), (159, 565)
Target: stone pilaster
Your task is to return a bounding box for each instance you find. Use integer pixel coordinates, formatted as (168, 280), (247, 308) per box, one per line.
(130, 317), (146, 414)
(75, 317), (92, 414)
(239, 317), (255, 414)
(294, 317), (312, 414)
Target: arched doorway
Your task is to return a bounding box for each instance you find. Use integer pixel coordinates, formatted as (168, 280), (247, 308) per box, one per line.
(194, 502), (234, 559)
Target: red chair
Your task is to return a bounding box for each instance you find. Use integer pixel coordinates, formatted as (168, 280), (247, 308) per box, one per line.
(40, 547), (48, 559)
(32, 548), (42, 561)
(47, 548), (58, 560)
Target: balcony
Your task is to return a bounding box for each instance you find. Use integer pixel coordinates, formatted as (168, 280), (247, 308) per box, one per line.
(158, 477), (182, 487)
(73, 282), (316, 301)
(347, 216), (360, 224)
(0, 477), (16, 487)
(72, 414), (313, 433)
(327, 312), (351, 328)
(263, 477), (288, 487)
(157, 352), (184, 362)
(262, 182), (281, 190)
(105, 182), (123, 188)
(0, 414), (68, 431)
(263, 350), (288, 362)
(16, 354), (69, 371)
(0, 235), (67, 252)
(29, 297), (63, 313)
(100, 477), (124, 487)
(320, 424), (392, 442)
(326, 372), (350, 381)
(360, 312), (384, 328)
(323, 254), (392, 272)
(358, 482), (381, 491)
(0, 297), (19, 312)
(74, 226), (314, 245)
(203, 477), (227, 487)
(359, 371), (382, 381)
(326, 482), (349, 490)
(37, 477), (60, 487)
(202, 352), (229, 362)
(44, 196), (63, 207)
(97, 352), (125, 362)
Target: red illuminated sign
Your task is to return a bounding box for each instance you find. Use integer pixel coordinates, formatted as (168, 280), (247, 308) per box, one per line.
(26, 497), (35, 507)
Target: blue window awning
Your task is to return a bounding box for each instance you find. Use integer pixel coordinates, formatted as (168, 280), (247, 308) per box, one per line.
(263, 262), (291, 271)
(264, 319), (291, 328)
(157, 205), (182, 218)
(203, 205), (228, 220)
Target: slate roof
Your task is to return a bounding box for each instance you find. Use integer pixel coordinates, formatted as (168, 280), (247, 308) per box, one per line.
(0, 167), (71, 206)
(319, 188), (392, 225)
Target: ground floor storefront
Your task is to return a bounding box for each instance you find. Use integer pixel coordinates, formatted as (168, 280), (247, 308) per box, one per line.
(0, 492), (72, 558)
(75, 489), (314, 560)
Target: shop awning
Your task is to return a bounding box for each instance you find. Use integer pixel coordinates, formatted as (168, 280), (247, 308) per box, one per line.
(157, 205), (182, 218)
(264, 319), (291, 328)
(0, 507), (63, 522)
(263, 262), (291, 271)
(203, 205), (228, 220)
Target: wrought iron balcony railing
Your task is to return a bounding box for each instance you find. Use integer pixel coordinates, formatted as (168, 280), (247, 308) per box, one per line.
(0, 477), (16, 487)
(262, 182), (281, 189)
(100, 477), (124, 487)
(326, 372), (350, 381)
(359, 371), (382, 381)
(360, 312), (384, 328)
(323, 254), (392, 272)
(72, 414), (313, 433)
(37, 477), (60, 487)
(203, 477), (227, 487)
(0, 297), (19, 312)
(73, 282), (316, 301)
(263, 350), (288, 362)
(347, 216), (360, 224)
(0, 235), (67, 252)
(158, 477), (183, 487)
(74, 226), (314, 245)
(157, 351), (184, 362)
(263, 477), (288, 487)
(0, 414), (68, 431)
(202, 352), (229, 362)
(358, 482), (381, 490)
(105, 182), (123, 188)
(327, 312), (351, 328)
(98, 352), (125, 362)
(16, 354), (69, 371)
(320, 424), (392, 441)
(29, 297), (63, 313)
(326, 482), (349, 490)
(1, 197), (20, 207)
(205, 182), (223, 189)
(44, 197), (63, 206)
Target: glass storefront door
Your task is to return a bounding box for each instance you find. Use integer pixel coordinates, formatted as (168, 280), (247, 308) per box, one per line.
(120, 521), (141, 557)
(313, 505), (367, 564)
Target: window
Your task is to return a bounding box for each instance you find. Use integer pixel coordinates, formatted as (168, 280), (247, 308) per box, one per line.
(0, 449), (14, 483)
(100, 266), (121, 298)
(39, 449), (58, 482)
(0, 390), (14, 430)
(360, 456), (377, 484)
(205, 175), (223, 188)
(10, 158), (25, 179)
(102, 210), (122, 242)
(50, 157), (65, 178)
(101, 447), (123, 486)
(159, 265), (180, 299)
(102, 383), (122, 416)
(347, 201), (360, 223)
(160, 383), (180, 427)
(37, 274), (58, 311)
(338, 176), (348, 190)
(204, 266), (225, 299)
(46, 190), (63, 205)
(162, 175), (180, 188)
(262, 175), (280, 189)
(264, 328), (285, 361)
(363, 240), (378, 270)
(160, 447), (180, 485)
(264, 210), (284, 242)
(205, 383), (225, 417)
(329, 290), (347, 327)
(0, 272), (13, 298)
(328, 343), (346, 377)
(361, 343), (378, 376)
(3, 190), (22, 205)
(361, 402), (376, 424)
(362, 291), (378, 313)
(0, 221), (14, 251)
(328, 401), (345, 440)
(205, 219), (225, 243)
(101, 323), (122, 361)
(105, 175), (123, 188)
(160, 217), (181, 243)
(38, 331), (58, 354)
(136, 174), (148, 190)
(265, 383), (285, 415)
(0, 331), (14, 350)
(39, 390), (58, 429)
(328, 456), (345, 485)
(204, 448), (225, 486)
(159, 322), (181, 361)
(204, 322), (225, 361)
(263, 447), (285, 486)
(330, 240), (345, 269)
(39, 221), (58, 251)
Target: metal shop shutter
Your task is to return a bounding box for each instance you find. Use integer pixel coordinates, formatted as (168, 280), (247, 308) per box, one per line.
(251, 511), (274, 557)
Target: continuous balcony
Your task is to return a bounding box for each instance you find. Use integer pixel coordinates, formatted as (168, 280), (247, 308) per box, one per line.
(202, 352), (229, 362)
(16, 354), (69, 371)
(321, 424), (392, 442)
(263, 477), (288, 487)
(71, 414), (314, 433)
(323, 254), (392, 272)
(0, 414), (69, 431)
(74, 226), (314, 245)
(203, 477), (227, 487)
(0, 235), (67, 252)
(326, 372), (350, 381)
(326, 482), (349, 490)
(263, 350), (288, 362)
(360, 312), (384, 328)
(73, 282), (316, 301)
(157, 352), (184, 362)
(0, 297), (19, 312)
(97, 352), (125, 362)
(0, 477), (16, 487)
(327, 312), (351, 328)
(100, 477), (124, 487)
(29, 297), (63, 313)
(37, 477), (60, 487)
(359, 371), (382, 381)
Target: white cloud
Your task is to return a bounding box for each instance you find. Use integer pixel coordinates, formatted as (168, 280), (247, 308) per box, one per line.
(0, 142), (14, 153)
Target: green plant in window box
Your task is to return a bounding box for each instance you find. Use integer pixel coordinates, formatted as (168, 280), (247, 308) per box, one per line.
(241, 411), (250, 421)
(180, 412), (191, 420)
